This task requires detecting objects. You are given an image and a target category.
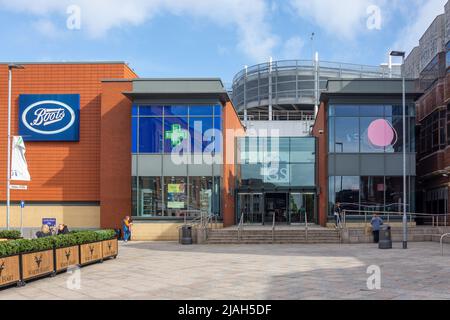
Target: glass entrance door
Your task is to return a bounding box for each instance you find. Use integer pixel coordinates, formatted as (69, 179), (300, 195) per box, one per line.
(289, 193), (316, 225)
(237, 193), (264, 224)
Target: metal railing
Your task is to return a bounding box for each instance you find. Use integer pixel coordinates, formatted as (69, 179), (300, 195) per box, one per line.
(237, 211), (245, 242)
(341, 209), (450, 228)
(441, 233), (450, 256)
(239, 110), (315, 121)
(304, 209), (309, 242)
(272, 212), (276, 244)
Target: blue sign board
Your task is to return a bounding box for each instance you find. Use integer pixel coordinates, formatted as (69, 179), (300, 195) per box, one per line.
(19, 94), (80, 141)
(20, 201), (25, 209)
(42, 218), (57, 227)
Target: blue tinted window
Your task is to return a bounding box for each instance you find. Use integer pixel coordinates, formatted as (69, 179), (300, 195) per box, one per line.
(139, 105), (163, 116)
(164, 117), (189, 153)
(132, 117), (138, 153)
(139, 118), (163, 153)
(334, 105), (359, 117)
(132, 104), (138, 116)
(214, 105), (222, 116)
(360, 105), (384, 117)
(164, 105), (188, 116)
(189, 105), (214, 116)
(190, 117), (213, 152)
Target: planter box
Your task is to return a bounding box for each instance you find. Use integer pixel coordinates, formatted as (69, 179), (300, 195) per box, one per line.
(0, 255), (21, 288)
(102, 239), (118, 259)
(79, 242), (103, 265)
(21, 249), (54, 281)
(55, 246), (80, 272)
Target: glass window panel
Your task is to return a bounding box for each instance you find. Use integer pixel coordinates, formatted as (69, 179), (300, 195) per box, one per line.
(266, 138), (289, 163)
(360, 105), (384, 117)
(139, 105), (163, 116)
(164, 105), (188, 116)
(132, 117), (138, 153)
(328, 105), (335, 117)
(164, 117), (189, 153)
(360, 117), (390, 153)
(189, 105), (214, 116)
(139, 117), (163, 153)
(334, 117), (359, 152)
(214, 104), (222, 117)
(164, 177), (187, 217)
(290, 138), (315, 162)
(334, 176), (360, 211)
(360, 176), (385, 211)
(333, 105), (359, 117)
(329, 117), (335, 153)
(290, 163), (315, 187)
(132, 104), (138, 116)
(138, 177), (163, 217)
(188, 176), (213, 213)
(189, 117), (214, 152)
(385, 177), (403, 212)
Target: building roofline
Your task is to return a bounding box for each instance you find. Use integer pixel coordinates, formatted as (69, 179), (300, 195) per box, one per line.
(0, 61), (129, 65)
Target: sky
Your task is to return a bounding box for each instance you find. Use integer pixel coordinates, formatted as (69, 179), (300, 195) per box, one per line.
(0, 0), (448, 87)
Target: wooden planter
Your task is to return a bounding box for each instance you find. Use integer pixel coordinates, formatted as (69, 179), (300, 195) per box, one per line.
(79, 242), (103, 265)
(102, 238), (118, 259)
(21, 249), (55, 281)
(54, 246), (80, 272)
(0, 255), (21, 288)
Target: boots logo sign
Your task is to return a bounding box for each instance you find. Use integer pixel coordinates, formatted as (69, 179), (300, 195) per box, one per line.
(19, 94), (80, 141)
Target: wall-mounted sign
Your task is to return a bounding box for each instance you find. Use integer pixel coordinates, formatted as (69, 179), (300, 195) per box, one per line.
(19, 94), (80, 141)
(42, 218), (56, 227)
(165, 124), (188, 147)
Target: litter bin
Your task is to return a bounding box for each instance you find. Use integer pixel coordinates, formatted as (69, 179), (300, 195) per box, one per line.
(379, 225), (392, 249)
(181, 225), (193, 245)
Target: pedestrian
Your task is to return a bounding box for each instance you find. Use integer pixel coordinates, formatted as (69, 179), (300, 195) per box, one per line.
(57, 224), (70, 235)
(371, 214), (384, 243)
(334, 202), (343, 229)
(122, 216), (133, 243)
(36, 224), (52, 238)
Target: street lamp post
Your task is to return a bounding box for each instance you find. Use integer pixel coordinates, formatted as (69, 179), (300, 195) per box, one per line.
(390, 51), (407, 249)
(6, 64), (24, 230)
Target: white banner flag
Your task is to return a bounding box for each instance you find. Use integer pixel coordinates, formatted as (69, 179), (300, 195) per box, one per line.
(11, 136), (31, 181)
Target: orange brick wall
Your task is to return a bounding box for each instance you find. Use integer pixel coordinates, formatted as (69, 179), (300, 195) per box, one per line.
(312, 102), (328, 227)
(100, 80), (133, 229)
(222, 101), (245, 227)
(0, 63), (134, 203)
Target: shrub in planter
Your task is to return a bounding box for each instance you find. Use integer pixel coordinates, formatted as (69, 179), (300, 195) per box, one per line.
(0, 230), (22, 240)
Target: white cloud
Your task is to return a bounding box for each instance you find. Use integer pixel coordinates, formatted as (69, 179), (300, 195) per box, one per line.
(0, 0), (278, 62)
(289, 0), (389, 40)
(281, 36), (304, 59)
(33, 19), (60, 38)
(391, 0), (447, 55)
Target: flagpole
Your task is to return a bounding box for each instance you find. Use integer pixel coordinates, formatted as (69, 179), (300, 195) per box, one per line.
(6, 66), (12, 230)
(6, 64), (24, 230)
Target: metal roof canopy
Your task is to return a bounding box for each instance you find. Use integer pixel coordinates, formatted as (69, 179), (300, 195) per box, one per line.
(123, 78), (230, 103)
(320, 79), (423, 102)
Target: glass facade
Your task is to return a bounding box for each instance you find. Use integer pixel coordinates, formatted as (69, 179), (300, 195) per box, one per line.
(327, 104), (416, 217)
(237, 137), (316, 189)
(132, 104), (222, 219)
(328, 104), (415, 153)
(132, 104), (222, 153)
(328, 176), (415, 216)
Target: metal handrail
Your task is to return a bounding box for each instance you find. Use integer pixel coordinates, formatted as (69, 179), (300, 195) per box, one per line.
(342, 209), (449, 226)
(272, 212), (276, 244)
(237, 211), (245, 241)
(304, 210), (308, 242)
(441, 233), (450, 256)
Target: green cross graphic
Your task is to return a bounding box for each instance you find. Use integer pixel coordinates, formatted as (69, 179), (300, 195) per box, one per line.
(165, 124), (188, 147)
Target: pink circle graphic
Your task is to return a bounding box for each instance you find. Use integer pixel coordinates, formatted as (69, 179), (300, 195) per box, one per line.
(367, 119), (396, 147)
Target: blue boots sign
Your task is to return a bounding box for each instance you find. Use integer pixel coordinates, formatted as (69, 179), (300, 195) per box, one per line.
(19, 94), (80, 141)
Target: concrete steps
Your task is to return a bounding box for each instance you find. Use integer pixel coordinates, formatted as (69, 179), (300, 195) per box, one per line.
(206, 229), (341, 244)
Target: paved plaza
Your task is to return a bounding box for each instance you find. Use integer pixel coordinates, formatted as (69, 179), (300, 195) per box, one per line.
(1, 241), (450, 300)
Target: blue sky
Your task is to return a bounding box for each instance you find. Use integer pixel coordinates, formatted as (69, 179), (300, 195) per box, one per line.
(0, 0), (447, 87)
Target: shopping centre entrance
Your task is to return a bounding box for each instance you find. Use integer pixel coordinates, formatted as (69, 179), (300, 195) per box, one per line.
(237, 192), (316, 225)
